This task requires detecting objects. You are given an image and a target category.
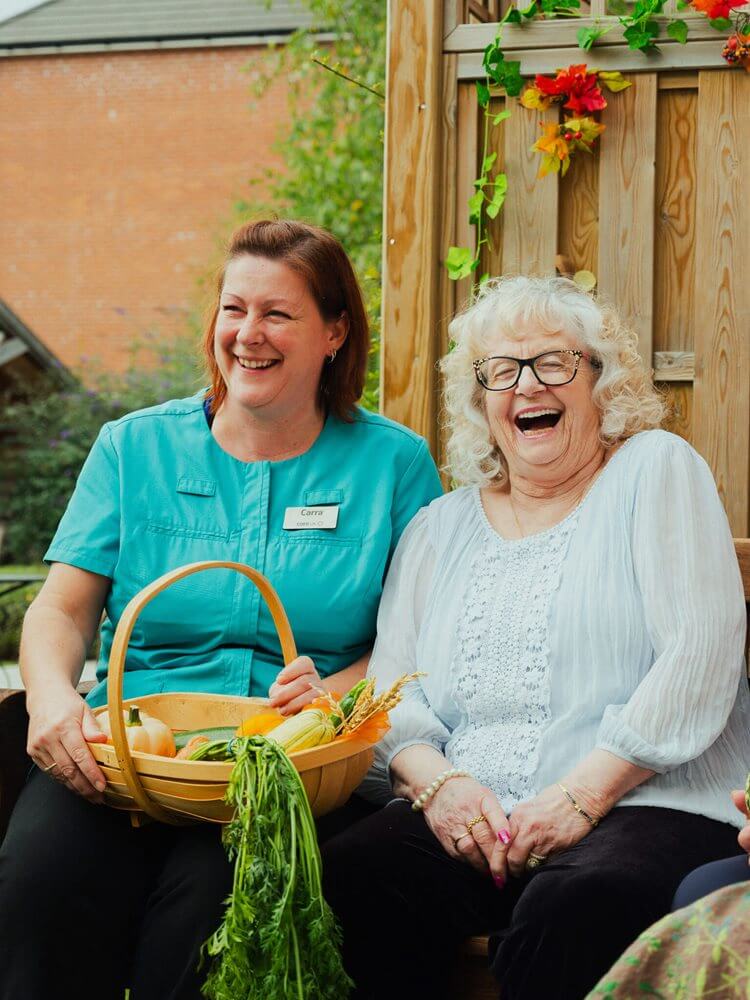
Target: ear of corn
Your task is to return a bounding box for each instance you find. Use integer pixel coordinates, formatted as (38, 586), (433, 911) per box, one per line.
(265, 708), (335, 753)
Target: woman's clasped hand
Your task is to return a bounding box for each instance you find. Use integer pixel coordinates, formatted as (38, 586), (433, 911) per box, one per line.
(422, 774), (512, 883)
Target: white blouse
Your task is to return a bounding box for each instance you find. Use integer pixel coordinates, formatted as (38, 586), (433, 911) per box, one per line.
(359, 430), (750, 829)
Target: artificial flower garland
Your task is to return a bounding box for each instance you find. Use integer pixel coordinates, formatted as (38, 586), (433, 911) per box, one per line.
(521, 65), (631, 177)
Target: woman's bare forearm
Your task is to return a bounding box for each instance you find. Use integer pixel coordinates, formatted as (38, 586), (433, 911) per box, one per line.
(561, 748), (654, 819)
(20, 603), (91, 709)
(20, 564), (109, 712)
(389, 743), (451, 801)
(320, 650), (371, 695)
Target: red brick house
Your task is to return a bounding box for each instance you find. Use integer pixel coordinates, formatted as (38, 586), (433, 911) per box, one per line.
(0, 0), (315, 375)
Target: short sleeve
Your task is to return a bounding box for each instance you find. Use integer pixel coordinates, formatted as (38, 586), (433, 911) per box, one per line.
(389, 440), (443, 558)
(357, 507), (452, 803)
(596, 434), (746, 772)
(44, 424), (121, 578)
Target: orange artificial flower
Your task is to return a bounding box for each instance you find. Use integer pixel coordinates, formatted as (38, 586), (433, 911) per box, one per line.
(690, 0), (746, 18)
(531, 117), (605, 178)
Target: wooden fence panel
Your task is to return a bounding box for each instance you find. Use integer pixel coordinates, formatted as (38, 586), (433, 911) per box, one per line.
(384, 13), (750, 528)
(382, 0), (444, 450)
(598, 75), (658, 363)
(693, 71), (750, 534)
(501, 104), (559, 274)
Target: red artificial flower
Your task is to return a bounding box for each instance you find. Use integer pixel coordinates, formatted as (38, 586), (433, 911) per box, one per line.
(690, 0), (746, 19)
(534, 64), (607, 116)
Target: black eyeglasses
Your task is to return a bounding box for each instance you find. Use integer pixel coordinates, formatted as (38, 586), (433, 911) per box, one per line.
(473, 349), (599, 392)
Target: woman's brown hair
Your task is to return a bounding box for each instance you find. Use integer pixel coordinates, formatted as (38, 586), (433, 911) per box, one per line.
(203, 219), (369, 422)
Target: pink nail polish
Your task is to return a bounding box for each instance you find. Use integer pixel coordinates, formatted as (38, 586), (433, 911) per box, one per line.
(498, 829), (511, 845)
(493, 874), (505, 889)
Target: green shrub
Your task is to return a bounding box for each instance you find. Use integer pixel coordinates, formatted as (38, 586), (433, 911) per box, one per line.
(0, 333), (202, 565)
(0, 568), (44, 662)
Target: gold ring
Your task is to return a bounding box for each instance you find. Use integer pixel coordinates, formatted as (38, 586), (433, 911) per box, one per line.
(466, 814), (487, 834)
(453, 832), (474, 850)
(525, 851), (547, 871)
(43, 761), (58, 772)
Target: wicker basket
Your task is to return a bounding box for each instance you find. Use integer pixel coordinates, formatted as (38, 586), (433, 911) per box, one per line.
(88, 560), (375, 826)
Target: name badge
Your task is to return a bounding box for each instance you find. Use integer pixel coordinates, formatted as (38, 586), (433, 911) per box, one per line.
(283, 505), (339, 530)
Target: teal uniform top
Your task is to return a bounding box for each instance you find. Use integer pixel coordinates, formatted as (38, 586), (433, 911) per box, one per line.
(44, 393), (443, 708)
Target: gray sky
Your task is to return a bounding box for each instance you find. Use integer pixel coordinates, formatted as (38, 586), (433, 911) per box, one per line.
(0, 0), (50, 23)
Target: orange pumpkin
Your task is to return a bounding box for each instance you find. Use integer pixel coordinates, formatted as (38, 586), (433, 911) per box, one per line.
(98, 705), (176, 757)
(236, 709), (284, 737)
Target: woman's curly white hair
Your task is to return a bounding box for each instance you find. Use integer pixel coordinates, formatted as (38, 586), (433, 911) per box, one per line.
(440, 275), (666, 487)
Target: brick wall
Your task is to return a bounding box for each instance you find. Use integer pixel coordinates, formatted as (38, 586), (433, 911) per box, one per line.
(0, 45), (289, 374)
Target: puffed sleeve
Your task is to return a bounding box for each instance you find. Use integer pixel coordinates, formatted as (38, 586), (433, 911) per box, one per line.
(596, 434), (746, 773)
(357, 507), (452, 803)
(44, 424), (121, 578)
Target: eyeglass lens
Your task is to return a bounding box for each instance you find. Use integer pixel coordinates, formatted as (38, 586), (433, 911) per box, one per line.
(478, 351), (577, 390)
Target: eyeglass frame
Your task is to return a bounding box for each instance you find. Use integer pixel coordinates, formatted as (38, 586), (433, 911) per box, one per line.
(472, 349), (600, 392)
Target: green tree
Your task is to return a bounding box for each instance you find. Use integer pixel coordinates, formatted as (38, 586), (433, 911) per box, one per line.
(0, 334), (201, 564)
(240, 0), (386, 410)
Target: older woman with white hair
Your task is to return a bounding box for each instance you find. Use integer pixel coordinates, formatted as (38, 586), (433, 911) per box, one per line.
(320, 276), (750, 1000)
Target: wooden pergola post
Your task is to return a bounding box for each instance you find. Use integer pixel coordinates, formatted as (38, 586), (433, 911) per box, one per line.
(381, 1), (445, 451)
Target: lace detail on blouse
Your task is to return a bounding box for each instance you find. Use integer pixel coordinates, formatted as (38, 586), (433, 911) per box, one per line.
(445, 492), (579, 813)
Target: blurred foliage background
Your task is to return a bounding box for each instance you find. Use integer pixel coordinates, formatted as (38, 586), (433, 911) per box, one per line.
(0, 0), (386, 576)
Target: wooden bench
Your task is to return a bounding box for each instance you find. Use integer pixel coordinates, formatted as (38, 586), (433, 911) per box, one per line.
(2, 541), (750, 998)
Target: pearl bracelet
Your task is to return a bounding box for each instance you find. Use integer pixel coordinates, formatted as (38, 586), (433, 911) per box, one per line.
(411, 768), (469, 812)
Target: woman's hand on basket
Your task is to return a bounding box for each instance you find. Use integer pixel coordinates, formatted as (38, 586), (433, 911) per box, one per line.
(423, 776), (512, 886)
(26, 685), (108, 803)
(502, 783), (593, 878)
(268, 656), (322, 715)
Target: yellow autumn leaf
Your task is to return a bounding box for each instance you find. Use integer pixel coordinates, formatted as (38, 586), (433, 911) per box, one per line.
(573, 270), (597, 291)
(597, 70), (633, 93)
(520, 86), (551, 111)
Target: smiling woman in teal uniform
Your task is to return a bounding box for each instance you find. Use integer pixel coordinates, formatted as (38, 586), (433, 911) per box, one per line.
(0, 220), (442, 1000)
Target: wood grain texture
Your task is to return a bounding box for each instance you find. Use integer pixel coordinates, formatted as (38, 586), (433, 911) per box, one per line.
(457, 43), (727, 79)
(693, 71), (750, 534)
(653, 352), (694, 381)
(382, 0), (444, 445)
(653, 88), (697, 354)
(502, 102), (558, 274)
(662, 384), (692, 442)
(483, 94), (507, 281)
(598, 74), (657, 364)
(455, 82), (480, 311)
(558, 136), (599, 278)
(437, 54), (459, 477)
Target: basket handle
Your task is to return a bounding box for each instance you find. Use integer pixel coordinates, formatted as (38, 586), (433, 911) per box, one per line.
(105, 560), (298, 824)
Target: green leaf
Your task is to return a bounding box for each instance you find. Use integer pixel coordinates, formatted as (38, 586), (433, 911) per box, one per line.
(608, 0), (628, 12)
(492, 109), (512, 125)
(482, 152), (498, 173)
(675, 0), (689, 8)
(667, 19), (688, 42)
(476, 80), (491, 108)
(695, 966), (707, 995)
(485, 174), (508, 219)
(478, 272), (490, 286)
(709, 16), (733, 29)
(506, 8), (523, 22)
(577, 24), (613, 50)
(623, 20), (660, 51)
(502, 60), (524, 97)
(468, 190), (484, 224)
(446, 246), (475, 280)
(519, 0), (539, 17)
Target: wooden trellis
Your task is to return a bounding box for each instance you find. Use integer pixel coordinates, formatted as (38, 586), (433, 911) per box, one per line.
(382, 0), (750, 533)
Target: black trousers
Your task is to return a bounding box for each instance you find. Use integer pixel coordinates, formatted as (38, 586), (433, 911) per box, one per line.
(319, 799), (742, 1000)
(0, 769), (234, 1000)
